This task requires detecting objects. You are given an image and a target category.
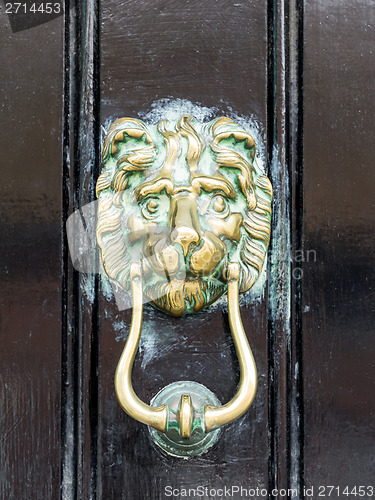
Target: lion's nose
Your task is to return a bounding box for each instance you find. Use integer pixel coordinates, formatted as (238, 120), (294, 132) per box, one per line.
(170, 227), (200, 258)
(168, 195), (201, 258)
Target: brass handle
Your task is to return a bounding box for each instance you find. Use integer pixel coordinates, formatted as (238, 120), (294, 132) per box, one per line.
(204, 262), (257, 432)
(115, 262), (257, 443)
(114, 263), (167, 433)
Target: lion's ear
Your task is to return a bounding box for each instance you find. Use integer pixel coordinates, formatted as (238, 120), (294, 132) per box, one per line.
(100, 118), (157, 194)
(102, 118), (154, 162)
(238, 174), (257, 211)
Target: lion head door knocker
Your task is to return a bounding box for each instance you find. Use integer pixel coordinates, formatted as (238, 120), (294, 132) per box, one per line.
(96, 114), (272, 457)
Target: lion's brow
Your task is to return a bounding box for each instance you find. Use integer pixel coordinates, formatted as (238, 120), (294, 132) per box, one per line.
(134, 175), (236, 200)
(192, 176), (236, 199)
(134, 177), (174, 201)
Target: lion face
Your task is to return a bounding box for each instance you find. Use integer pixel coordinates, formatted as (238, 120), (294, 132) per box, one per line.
(96, 115), (272, 316)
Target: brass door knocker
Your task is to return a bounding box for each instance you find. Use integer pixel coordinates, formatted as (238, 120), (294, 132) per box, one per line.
(96, 114), (272, 457)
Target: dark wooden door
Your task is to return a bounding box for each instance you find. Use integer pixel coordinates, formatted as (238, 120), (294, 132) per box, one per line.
(1, 1), (374, 499)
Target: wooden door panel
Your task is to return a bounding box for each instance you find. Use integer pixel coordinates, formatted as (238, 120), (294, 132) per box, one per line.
(101, 1), (268, 117)
(303, 0), (375, 490)
(98, 1), (271, 498)
(0, 10), (64, 499)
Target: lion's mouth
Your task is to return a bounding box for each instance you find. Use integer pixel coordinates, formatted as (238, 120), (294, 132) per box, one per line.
(144, 277), (225, 316)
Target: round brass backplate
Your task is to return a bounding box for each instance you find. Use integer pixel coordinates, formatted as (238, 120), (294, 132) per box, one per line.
(149, 381), (221, 458)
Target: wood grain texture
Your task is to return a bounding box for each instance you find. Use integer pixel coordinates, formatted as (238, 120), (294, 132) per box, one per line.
(0, 8), (64, 500)
(303, 0), (375, 491)
(101, 0), (268, 118)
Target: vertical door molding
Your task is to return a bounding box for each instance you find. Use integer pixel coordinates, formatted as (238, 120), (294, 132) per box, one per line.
(62, 1), (101, 498)
(267, 0), (304, 496)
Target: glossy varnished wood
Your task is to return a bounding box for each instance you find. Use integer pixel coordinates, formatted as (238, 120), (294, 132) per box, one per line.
(0, 8), (64, 499)
(2, 0), (374, 498)
(303, 0), (375, 491)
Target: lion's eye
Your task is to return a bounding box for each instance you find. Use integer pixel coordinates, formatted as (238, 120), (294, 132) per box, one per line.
(146, 199), (158, 213)
(213, 196), (226, 212)
(141, 198), (159, 219)
(209, 195), (230, 218)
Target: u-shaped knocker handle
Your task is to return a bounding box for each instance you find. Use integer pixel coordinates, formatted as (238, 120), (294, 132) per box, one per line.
(114, 261), (257, 456)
